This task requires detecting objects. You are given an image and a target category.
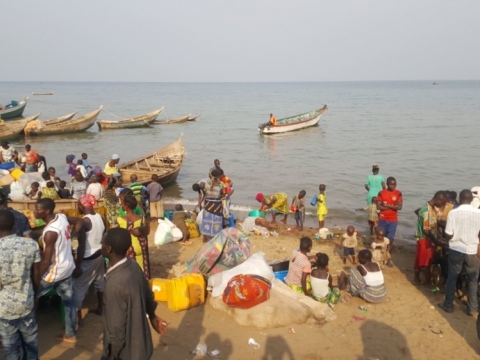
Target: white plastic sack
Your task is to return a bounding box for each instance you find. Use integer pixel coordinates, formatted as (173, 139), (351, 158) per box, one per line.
(0, 169), (9, 176)
(9, 182), (27, 201)
(154, 218), (183, 246)
(196, 209), (204, 226)
(18, 173), (44, 192)
(208, 252), (274, 297)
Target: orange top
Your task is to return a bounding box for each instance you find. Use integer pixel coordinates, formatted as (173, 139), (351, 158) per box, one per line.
(270, 116), (277, 126)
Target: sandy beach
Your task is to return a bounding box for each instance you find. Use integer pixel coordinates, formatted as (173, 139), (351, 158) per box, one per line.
(11, 220), (477, 360)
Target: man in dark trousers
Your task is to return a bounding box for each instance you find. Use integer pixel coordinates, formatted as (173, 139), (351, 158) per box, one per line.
(101, 228), (168, 360)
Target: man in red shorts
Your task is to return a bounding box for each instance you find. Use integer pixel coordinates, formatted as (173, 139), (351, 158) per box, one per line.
(376, 177), (403, 257)
(414, 191), (447, 287)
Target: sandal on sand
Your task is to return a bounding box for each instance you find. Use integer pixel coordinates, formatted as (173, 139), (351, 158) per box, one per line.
(56, 335), (77, 343)
(180, 241), (191, 246)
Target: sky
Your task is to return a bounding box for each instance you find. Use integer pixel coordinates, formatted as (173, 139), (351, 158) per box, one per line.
(2, 0), (479, 82)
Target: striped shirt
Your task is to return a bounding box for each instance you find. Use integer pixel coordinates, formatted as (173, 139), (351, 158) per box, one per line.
(42, 214), (75, 282)
(445, 204), (480, 255)
(284, 250), (311, 287)
(128, 182), (143, 197)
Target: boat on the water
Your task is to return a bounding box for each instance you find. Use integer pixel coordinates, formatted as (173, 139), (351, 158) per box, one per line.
(32, 92), (54, 96)
(97, 107), (164, 130)
(154, 114), (190, 125)
(187, 114), (200, 121)
(119, 134), (186, 186)
(0, 113), (41, 141)
(26, 106), (103, 136)
(258, 105), (328, 135)
(0, 98), (28, 120)
(42, 111), (78, 126)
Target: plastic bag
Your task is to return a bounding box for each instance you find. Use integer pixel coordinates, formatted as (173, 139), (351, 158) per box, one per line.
(208, 252), (274, 297)
(196, 209), (204, 226)
(9, 182), (27, 201)
(154, 218), (183, 246)
(18, 173), (44, 191)
(310, 194), (318, 206)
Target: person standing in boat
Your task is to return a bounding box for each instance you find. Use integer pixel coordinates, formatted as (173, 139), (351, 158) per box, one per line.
(102, 154), (120, 185)
(365, 165), (385, 205)
(269, 113), (277, 126)
(0, 141), (18, 165)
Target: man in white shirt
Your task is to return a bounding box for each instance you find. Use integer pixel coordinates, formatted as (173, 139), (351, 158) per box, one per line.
(34, 198), (85, 343)
(439, 190), (480, 316)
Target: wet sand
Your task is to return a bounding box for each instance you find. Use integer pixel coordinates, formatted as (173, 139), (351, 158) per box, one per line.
(15, 222), (480, 360)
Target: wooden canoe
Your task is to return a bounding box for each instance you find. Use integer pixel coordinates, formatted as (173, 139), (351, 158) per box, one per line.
(97, 107), (164, 130)
(32, 92), (54, 96)
(42, 111), (77, 126)
(27, 106), (103, 135)
(119, 133), (186, 186)
(258, 105), (328, 134)
(0, 97), (28, 120)
(8, 199), (104, 212)
(0, 113), (41, 141)
(154, 114), (190, 125)
(187, 114), (200, 121)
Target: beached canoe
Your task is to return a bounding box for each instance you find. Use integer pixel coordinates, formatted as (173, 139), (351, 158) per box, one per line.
(119, 133), (186, 186)
(0, 113), (41, 141)
(97, 107), (164, 130)
(0, 98), (28, 120)
(187, 114), (200, 121)
(154, 114), (190, 125)
(8, 199), (105, 212)
(27, 106), (103, 136)
(258, 105), (328, 135)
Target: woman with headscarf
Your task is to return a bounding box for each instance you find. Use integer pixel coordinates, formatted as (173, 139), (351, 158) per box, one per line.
(365, 165), (386, 205)
(117, 194), (150, 280)
(200, 169), (225, 242)
(255, 192), (289, 224)
(66, 154), (76, 178)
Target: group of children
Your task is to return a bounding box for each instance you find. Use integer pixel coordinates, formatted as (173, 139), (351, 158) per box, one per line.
(291, 184), (328, 231)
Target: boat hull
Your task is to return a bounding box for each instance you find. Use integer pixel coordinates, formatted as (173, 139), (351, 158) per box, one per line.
(0, 114), (41, 141)
(28, 107), (102, 135)
(0, 99), (28, 120)
(154, 114), (190, 124)
(119, 134), (185, 187)
(9, 199), (104, 212)
(97, 107), (164, 130)
(259, 106), (328, 135)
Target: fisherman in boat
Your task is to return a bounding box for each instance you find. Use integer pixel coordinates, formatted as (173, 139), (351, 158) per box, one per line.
(269, 113), (277, 126)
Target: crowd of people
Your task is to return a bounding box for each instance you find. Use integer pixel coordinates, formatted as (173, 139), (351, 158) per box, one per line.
(2, 149), (480, 359)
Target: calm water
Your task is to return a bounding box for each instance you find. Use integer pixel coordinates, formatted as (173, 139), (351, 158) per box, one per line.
(1, 81), (480, 241)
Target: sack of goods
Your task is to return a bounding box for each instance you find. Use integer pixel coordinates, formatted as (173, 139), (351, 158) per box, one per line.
(222, 274), (271, 309)
(154, 218), (183, 246)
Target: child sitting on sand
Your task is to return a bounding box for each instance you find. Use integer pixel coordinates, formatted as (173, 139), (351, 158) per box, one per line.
(26, 182), (41, 200)
(173, 204), (191, 246)
(371, 228), (392, 267)
(342, 226), (359, 265)
(311, 253), (340, 304)
(317, 184), (328, 229)
(292, 190), (306, 231)
(285, 237), (316, 295)
(356, 196), (379, 235)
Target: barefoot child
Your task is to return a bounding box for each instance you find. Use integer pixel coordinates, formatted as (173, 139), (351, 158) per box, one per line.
(311, 253), (340, 304)
(371, 228), (392, 267)
(356, 196), (379, 235)
(342, 226), (359, 265)
(292, 190), (306, 230)
(285, 237), (315, 295)
(317, 184), (328, 229)
(173, 204), (191, 246)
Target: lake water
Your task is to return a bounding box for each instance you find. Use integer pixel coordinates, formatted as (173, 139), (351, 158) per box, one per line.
(1, 81), (480, 241)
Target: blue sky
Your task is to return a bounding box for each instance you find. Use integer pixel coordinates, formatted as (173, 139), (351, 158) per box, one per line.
(2, 0), (479, 82)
